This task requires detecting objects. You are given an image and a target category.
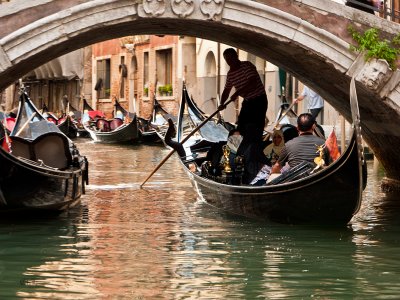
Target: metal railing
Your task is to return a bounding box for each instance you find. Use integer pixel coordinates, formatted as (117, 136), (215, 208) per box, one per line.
(382, 0), (400, 23)
(347, 0), (400, 22)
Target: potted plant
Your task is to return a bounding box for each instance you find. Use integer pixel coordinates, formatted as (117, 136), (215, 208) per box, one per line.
(144, 87), (149, 97)
(158, 85), (166, 96)
(165, 84), (173, 96)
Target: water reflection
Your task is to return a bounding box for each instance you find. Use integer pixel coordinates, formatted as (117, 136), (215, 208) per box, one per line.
(1, 141), (400, 299)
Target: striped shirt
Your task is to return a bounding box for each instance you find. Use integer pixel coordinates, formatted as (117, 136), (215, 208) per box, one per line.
(225, 61), (265, 99)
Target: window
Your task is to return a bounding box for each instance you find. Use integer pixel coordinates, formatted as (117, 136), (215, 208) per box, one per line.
(156, 48), (172, 96)
(119, 56), (126, 99)
(96, 59), (111, 99)
(143, 52), (149, 97)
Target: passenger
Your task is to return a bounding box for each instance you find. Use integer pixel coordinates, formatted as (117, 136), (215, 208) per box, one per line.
(271, 113), (331, 175)
(218, 48), (268, 141)
(251, 129), (286, 186)
(263, 129), (285, 166)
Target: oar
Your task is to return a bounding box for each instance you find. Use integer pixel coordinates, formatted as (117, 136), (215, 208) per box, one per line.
(140, 98), (235, 188)
(263, 101), (296, 141)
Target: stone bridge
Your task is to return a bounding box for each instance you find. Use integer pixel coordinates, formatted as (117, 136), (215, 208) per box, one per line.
(1, 0), (400, 189)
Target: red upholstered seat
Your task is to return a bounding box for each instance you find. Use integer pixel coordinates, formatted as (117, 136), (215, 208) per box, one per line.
(6, 117), (15, 132)
(109, 118), (123, 130)
(46, 117), (58, 124)
(96, 119), (111, 132)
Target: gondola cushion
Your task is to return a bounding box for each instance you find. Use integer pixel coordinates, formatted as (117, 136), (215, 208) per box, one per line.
(32, 132), (72, 169)
(96, 119), (111, 132)
(109, 118), (123, 130)
(9, 136), (33, 160)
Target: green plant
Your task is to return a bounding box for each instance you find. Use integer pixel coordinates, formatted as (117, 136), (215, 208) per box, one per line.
(144, 87), (149, 96)
(348, 26), (400, 70)
(158, 85), (166, 95)
(165, 84), (173, 95)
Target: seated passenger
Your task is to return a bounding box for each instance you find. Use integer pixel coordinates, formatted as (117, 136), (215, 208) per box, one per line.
(263, 129), (285, 166)
(271, 113), (331, 175)
(251, 129), (286, 185)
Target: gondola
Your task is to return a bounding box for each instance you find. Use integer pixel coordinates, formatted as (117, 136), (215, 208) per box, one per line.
(57, 115), (78, 139)
(84, 100), (139, 143)
(173, 79), (366, 225)
(64, 98), (91, 138)
(76, 98), (101, 138)
(138, 98), (174, 143)
(42, 104), (78, 139)
(0, 91), (88, 213)
(0, 112), (15, 134)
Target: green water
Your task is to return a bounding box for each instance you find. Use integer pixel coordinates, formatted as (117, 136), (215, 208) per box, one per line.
(1, 141), (399, 299)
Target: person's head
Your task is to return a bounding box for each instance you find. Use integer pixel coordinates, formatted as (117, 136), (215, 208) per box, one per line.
(8, 111), (17, 118)
(297, 113), (316, 133)
(272, 129), (284, 146)
(223, 48), (240, 67)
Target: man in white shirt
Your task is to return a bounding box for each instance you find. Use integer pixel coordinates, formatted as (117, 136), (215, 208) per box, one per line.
(294, 86), (324, 119)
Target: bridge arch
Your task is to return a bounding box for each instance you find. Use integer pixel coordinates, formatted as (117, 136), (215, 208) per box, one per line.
(1, 0), (400, 188)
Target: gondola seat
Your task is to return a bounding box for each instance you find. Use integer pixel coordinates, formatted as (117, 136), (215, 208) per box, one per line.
(96, 119), (111, 132)
(46, 117), (58, 124)
(109, 118), (123, 130)
(9, 136), (33, 160)
(32, 132), (72, 169)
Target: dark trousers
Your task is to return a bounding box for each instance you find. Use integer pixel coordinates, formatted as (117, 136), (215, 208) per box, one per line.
(237, 94), (268, 140)
(310, 107), (322, 119)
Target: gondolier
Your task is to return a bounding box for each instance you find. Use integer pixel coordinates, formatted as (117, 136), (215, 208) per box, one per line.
(219, 48), (268, 140)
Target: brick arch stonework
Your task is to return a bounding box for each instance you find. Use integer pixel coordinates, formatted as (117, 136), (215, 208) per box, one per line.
(1, 0), (400, 189)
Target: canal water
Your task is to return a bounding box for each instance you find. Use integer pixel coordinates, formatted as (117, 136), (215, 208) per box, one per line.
(1, 139), (400, 299)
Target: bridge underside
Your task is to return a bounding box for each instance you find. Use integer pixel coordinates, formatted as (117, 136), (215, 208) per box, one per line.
(1, 0), (400, 189)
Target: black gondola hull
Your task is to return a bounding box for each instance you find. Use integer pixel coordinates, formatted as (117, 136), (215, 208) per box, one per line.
(0, 148), (85, 212)
(84, 116), (139, 143)
(182, 134), (361, 224)
(58, 116), (78, 139)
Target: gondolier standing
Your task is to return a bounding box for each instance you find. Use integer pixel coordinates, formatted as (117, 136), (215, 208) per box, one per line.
(219, 48), (268, 140)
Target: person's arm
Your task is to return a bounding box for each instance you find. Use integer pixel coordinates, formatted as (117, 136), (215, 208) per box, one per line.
(271, 161), (282, 174)
(294, 94), (305, 104)
(294, 86), (308, 104)
(219, 87), (232, 110)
